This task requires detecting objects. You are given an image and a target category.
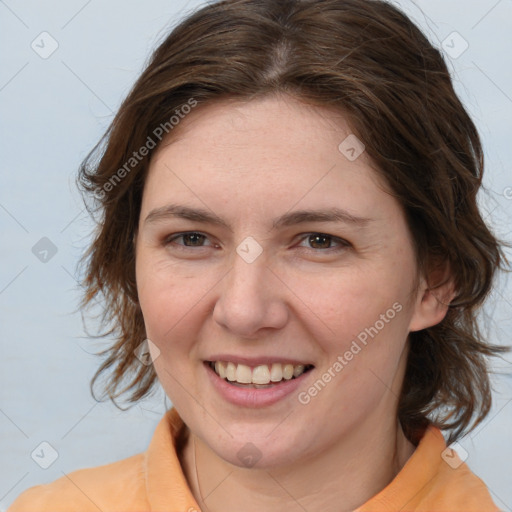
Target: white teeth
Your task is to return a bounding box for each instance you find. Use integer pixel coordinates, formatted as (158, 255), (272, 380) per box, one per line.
(215, 361), (226, 379)
(282, 364), (294, 380)
(293, 364), (305, 378)
(226, 362), (236, 381)
(211, 361), (309, 384)
(252, 365), (271, 385)
(235, 364), (252, 384)
(270, 363), (283, 382)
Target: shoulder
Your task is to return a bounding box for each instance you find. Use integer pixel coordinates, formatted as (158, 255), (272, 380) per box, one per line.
(358, 426), (500, 511)
(419, 430), (500, 511)
(421, 457), (500, 511)
(8, 409), (190, 512)
(8, 453), (149, 512)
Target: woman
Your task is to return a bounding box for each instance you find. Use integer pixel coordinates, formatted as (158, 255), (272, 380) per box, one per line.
(9, 0), (508, 510)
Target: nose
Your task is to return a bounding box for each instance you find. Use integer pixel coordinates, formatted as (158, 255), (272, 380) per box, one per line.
(212, 251), (289, 338)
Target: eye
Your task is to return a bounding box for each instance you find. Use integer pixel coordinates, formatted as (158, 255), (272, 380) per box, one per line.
(296, 233), (351, 252)
(164, 232), (216, 249)
(162, 231), (350, 253)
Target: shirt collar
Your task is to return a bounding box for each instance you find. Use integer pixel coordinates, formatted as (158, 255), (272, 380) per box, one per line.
(145, 409), (497, 511)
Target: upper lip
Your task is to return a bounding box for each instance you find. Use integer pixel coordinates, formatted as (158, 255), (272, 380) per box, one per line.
(205, 355), (314, 367)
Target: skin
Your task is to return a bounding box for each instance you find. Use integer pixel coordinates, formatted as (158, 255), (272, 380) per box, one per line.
(134, 94), (452, 512)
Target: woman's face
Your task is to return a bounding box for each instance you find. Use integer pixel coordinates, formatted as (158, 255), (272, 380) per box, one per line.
(135, 95), (435, 469)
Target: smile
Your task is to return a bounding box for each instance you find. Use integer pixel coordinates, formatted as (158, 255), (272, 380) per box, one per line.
(208, 361), (314, 388)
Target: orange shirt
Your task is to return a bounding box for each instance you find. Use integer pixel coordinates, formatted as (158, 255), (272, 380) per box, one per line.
(8, 408), (500, 511)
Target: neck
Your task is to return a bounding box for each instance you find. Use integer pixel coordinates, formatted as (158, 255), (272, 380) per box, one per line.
(180, 414), (415, 512)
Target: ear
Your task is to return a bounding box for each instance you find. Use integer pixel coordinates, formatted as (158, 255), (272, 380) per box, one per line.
(408, 262), (456, 332)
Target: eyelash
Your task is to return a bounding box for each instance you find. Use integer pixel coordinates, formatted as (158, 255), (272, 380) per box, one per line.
(163, 231), (351, 253)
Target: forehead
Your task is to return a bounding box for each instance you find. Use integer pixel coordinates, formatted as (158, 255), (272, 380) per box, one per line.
(154, 94), (358, 163)
(141, 95), (398, 226)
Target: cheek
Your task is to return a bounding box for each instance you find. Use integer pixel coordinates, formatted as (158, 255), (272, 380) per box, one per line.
(286, 263), (413, 397)
(295, 301), (410, 428)
(284, 263), (405, 338)
(136, 256), (208, 347)
(136, 259), (210, 404)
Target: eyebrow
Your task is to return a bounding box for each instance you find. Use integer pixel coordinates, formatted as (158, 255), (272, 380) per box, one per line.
(144, 204), (373, 231)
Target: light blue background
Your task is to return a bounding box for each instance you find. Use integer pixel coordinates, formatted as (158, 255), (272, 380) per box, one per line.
(1, 0), (511, 509)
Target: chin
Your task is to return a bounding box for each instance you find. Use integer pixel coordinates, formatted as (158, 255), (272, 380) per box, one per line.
(202, 423), (314, 470)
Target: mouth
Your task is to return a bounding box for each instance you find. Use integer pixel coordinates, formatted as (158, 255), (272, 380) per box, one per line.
(206, 360), (314, 389)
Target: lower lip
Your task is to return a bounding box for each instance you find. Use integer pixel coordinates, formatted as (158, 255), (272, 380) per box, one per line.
(205, 363), (312, 408)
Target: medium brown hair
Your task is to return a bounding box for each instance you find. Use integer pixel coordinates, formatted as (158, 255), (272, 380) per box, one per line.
(78, 0), (509, 444)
